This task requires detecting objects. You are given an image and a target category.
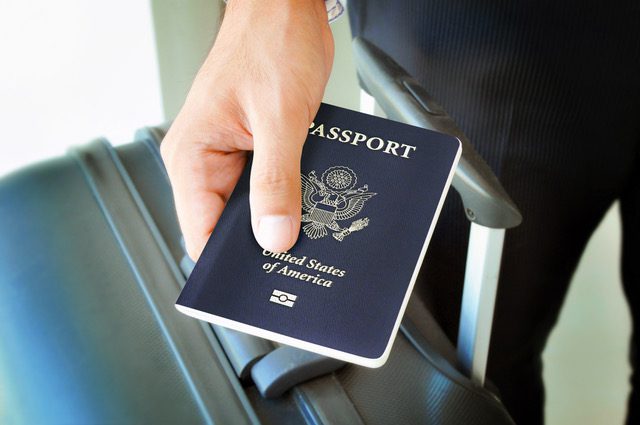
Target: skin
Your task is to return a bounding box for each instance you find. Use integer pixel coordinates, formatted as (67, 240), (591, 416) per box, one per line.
(161, 0), (334, 260)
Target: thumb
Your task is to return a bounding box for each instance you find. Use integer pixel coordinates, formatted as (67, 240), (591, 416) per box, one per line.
(249, 113), (308, 253)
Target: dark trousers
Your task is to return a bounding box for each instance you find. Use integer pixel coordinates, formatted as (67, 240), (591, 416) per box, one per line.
(348, 1), (640, 423)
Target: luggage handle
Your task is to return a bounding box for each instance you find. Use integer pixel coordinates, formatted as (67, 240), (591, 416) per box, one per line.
(352, 37), (522, 230)
(352, 37), (521, 386)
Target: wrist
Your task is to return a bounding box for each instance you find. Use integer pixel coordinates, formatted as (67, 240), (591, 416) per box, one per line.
(226, 0), (335, 24)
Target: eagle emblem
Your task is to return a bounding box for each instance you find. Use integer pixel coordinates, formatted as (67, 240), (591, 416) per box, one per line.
(301, 166), (376, 241)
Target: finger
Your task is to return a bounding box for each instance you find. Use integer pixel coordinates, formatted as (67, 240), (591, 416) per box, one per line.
(249, 112), (308, 253)
(163, 137), (246, 261)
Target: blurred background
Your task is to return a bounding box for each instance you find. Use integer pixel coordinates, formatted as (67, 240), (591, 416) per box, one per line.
(0, 1), (631, 423)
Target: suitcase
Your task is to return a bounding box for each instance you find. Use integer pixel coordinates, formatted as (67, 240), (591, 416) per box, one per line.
(0, 38), (521, 424)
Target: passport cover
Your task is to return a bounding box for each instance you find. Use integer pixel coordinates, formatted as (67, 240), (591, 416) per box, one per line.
(176, 103), (461, 368)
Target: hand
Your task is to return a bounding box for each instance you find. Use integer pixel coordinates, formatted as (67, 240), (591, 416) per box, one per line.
(161, 0), (334, 260)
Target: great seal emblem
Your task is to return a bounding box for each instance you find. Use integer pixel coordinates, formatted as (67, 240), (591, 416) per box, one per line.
(300, 166), (376, 241)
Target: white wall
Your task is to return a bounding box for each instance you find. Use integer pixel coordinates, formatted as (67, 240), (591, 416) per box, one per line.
(0, 1), (164, 177)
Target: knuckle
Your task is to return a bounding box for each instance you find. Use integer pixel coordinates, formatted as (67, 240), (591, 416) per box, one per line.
(185, 238), (205, 262)
(252, 168), (297, 196)
(186, 246), (201, 262)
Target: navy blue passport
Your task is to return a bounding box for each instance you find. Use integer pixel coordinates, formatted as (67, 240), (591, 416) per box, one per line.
(176, 103), (461, 368)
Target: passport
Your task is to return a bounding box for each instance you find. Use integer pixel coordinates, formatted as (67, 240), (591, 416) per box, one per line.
(176, 103), (461, 368)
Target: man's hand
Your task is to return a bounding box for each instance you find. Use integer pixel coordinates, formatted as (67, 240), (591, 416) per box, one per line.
(161, 0), (334, 260)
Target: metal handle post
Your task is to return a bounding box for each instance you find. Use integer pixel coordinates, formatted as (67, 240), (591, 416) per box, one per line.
(457, 224), (505, 385)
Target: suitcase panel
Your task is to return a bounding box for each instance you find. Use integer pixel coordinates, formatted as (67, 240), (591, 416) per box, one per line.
(0, 142), (255, 424)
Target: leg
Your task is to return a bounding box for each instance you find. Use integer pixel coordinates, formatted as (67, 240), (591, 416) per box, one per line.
(348, 1), (640, 423)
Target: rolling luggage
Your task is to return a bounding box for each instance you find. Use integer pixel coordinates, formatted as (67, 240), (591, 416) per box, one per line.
(0, 38), (521, 424)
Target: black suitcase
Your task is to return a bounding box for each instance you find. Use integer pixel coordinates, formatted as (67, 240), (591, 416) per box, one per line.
(0, 38), (520, 424)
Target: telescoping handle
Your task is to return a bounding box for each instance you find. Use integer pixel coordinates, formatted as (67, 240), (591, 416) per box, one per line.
(352, 37), (522, 386)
